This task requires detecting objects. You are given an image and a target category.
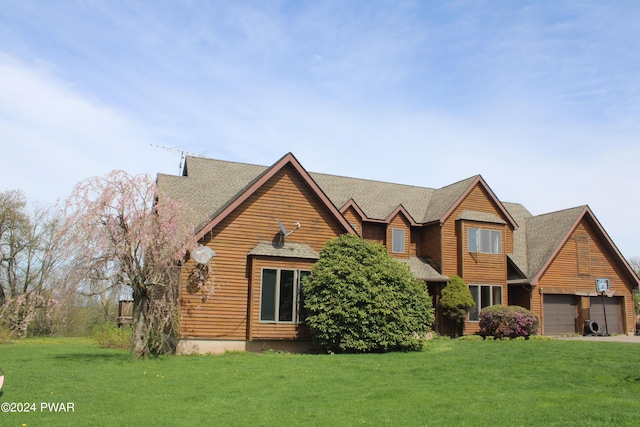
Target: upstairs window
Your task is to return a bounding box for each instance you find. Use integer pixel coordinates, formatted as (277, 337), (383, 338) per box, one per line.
(468, 227), (501, 254)
(391, 228), (405, 253)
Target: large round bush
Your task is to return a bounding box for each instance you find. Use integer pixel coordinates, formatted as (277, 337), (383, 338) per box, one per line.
(478, 305), (540, 339)
(302, 234), (434, 353)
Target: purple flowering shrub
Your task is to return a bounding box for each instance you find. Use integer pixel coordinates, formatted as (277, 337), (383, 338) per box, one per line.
(478, 305), (540, 339)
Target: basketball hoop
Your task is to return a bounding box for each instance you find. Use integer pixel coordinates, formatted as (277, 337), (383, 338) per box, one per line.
(603, 289), (616, 298)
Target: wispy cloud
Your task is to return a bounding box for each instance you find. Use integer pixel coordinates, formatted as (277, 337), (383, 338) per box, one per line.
(1, 1), (639, 256)
(0, 54), (178, 202)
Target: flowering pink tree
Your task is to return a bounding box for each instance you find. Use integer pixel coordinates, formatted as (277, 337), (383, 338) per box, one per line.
(62, 171), (197, 357)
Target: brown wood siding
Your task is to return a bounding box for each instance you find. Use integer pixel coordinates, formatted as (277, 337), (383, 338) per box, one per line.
(420, 224), (442, 270)
(387, 214), (410, 258)
(410, 227), (418, 257)
(363, 223), (385, 246)
(461, 222), (508, 284)
(537, 218), (635, 334)
(437, 184), (514, 335)
(179, 164), (346, 340)
(249, 257), (312, 340)
(440, 184), (513, 280)
(343, 206), (362, 236)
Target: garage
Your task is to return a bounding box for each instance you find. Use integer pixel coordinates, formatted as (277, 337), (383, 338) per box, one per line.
(543, 294), (578, 335)
(589, 296), (623, 335)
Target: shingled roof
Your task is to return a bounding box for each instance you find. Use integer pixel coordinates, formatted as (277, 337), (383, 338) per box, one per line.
(157, 156), (267, 231)
(157, 153), (636, 287)
(310, 173), (433, 223)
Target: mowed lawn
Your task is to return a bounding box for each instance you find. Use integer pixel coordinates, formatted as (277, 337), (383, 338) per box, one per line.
(1, 338), (640, 426)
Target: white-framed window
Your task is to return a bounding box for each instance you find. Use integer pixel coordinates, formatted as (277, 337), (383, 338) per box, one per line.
(391, 228), (405, 253)
(259, 268), (310, 323)
(468, 284), (502, 321)
(468, 227), (501, 254)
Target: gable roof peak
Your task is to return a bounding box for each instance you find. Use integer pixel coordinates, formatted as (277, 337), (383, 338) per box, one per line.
(426, 174), (518, 229)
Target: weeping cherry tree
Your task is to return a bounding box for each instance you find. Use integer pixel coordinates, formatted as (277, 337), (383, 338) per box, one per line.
(62, 170), (197, 357)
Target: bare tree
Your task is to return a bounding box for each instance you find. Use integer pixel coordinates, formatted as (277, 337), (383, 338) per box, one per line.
(61, 171), (197, 357)
(0, 190), (65, 337)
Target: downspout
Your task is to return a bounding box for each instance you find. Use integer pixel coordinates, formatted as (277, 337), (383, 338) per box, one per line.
(246, 255), (253, 342)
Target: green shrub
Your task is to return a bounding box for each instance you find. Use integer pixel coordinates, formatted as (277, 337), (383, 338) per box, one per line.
(478, 305), (540, 339)
(92, 323), (131, 349)
(440, 275), (475, 337)
(302, 234), (435, 353)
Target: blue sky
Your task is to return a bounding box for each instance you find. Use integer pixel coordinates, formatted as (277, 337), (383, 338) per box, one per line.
(1, 1), (639, 259)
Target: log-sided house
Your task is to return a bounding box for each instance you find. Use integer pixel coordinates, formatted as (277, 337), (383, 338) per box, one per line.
(157, 152), (639, 353)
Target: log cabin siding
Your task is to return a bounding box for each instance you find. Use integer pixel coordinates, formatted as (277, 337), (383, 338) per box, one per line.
(461, 222), (508, 284)
(387, 214), (411, 258)
(420, 224), (442, 270)
(363, 222), (386, 246)
(437, 184), (514, 335)
(343, 206), (362, 236)
(442, 184), (513, 280)
(536, 218), (636, 334)
(179, 164), (346, 340)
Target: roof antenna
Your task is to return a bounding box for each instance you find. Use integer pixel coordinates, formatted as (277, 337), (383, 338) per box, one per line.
(278, 220), (301, 246)
(151, 144), (205, 175)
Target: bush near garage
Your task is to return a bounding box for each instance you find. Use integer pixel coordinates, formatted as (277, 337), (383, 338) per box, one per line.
(478, 305), (539, 339)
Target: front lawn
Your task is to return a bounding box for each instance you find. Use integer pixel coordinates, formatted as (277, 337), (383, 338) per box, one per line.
(1, 337), (639, 426)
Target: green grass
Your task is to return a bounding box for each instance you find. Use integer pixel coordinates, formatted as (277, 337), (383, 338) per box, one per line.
(1, 338), (640, 426)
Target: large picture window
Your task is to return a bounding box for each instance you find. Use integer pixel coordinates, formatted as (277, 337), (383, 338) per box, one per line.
(468, 284), (502, 321)
(468, 228), (501, 254)
(260, 268), (310, 323)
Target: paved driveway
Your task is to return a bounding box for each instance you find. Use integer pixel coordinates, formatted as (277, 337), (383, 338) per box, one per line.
(555, 335), (640, 343)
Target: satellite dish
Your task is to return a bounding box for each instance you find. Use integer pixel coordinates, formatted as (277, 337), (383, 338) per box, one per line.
(278, 220), (288, 236)
(191, 246), (216, 264)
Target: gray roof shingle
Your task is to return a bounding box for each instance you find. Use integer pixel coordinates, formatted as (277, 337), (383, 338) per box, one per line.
(158, 155), (594, 285)
(400, 257), (449, 282)
(248, 242), (320, 259)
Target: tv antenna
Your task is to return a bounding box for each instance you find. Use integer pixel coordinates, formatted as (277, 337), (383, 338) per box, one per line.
(277, 220), (301, 246)
(151, 144), (205, 175)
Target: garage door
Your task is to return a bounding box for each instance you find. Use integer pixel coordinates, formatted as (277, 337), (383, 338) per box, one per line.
(544, 294), (578, 335)
(589, 296), (623, 335)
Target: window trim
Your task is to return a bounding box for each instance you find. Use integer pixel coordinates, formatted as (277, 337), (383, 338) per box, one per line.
(468, 284), (503, 322)
(259, 268), (309, 324)
(467, 227), (502, 254)
(391, 228), (405, 253)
